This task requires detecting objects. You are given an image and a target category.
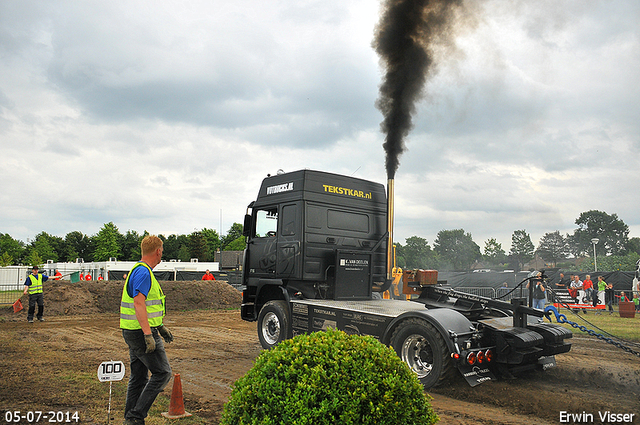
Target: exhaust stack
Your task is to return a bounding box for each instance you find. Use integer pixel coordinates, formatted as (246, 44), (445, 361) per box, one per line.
(387, 178), (394, 280)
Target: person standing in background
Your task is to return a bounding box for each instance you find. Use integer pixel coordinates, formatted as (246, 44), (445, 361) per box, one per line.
(582, 275), (594, 302)
(23, 266), (49, 323)
(595, 275), (606, 315)
(527, 272), (546, 323)
(555, 272), (569, 289)
(201, 269), (216, 281)
(605, 282), (615, 315)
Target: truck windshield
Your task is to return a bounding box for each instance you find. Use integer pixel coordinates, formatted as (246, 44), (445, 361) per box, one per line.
(255, 208), (278, 237)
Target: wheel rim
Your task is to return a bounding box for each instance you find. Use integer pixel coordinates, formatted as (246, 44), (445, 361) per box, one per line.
(401, 334), (434, 378)
(261, 311), (281, 345)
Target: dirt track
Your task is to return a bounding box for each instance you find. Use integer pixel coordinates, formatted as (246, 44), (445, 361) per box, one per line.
(1, 281), (639, 424)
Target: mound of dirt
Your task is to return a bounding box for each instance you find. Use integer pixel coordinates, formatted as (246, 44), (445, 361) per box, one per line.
(2, 279), (242, 319)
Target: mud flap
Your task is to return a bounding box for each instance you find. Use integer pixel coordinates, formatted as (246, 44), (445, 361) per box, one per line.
(537, 355), (557, 371)
(457, 364), (496, 387)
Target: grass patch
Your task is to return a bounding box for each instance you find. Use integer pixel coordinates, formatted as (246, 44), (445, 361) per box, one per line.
(552, 307), (640, 342)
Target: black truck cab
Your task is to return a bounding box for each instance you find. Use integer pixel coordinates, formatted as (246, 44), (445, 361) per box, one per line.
(241, 170), (389, 320)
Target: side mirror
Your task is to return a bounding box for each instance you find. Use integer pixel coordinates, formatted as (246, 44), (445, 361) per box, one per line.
(243, 214), (251, 237)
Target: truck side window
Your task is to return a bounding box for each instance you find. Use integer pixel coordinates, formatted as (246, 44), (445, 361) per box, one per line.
(281, 205), (297, 236)
(255, 208), (278, 237)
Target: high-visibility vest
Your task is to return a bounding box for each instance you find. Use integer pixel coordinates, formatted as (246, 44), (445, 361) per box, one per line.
(120, 263), (165, 330)
(27, 274), (43, 294)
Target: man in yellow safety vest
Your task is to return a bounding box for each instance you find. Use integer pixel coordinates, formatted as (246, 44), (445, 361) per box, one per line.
(120, 235), (173, 425)
(23, 265), (49, 323)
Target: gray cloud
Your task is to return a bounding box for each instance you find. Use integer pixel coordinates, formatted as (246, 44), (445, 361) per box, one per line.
(0, 0), (638, 253)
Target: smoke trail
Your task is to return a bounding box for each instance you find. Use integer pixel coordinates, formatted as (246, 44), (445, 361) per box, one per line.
(374, 0), (463, 179)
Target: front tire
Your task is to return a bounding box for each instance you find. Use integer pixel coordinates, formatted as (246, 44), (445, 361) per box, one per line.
(257, 300), (289, 349)
(390, 318), (453, 389)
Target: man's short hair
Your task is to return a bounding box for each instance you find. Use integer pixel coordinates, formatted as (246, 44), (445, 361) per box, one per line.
(141, 235), (163, 256)
(32, 266), (39, 270)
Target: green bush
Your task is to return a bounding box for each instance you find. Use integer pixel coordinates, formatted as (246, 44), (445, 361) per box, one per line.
(221, 328), (438, 425)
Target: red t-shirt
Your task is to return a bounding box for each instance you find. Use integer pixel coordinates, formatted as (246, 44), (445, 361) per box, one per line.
(582, 279), (593, 290)
(202, 273), (216, 281)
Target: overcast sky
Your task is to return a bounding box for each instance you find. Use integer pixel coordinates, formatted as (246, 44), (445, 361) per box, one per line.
(1, 0), (638, 254)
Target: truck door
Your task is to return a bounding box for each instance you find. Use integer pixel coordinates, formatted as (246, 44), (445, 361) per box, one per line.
(248, 207), (279, 277)
(276, 204), (301, 278)
(247, 204), (301, 279)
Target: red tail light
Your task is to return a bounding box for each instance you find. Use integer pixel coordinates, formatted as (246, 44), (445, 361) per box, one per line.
(485, 349), (494, 363)
(466, 351), (477, 365)
(477, 351), (486, 364)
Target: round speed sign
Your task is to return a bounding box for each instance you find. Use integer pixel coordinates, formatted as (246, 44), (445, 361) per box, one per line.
(97, 361), (125, 382)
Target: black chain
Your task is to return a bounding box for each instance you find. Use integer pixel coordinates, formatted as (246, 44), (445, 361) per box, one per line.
(544, 304), (640, 358)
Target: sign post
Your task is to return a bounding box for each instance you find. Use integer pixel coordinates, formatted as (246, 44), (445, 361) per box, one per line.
(97, 361), (126, 424)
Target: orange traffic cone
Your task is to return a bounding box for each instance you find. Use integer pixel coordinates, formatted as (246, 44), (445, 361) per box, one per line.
(161, 374), (192, 419)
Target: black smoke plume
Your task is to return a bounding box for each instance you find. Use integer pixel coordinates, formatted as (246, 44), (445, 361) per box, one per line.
(374, 0), (463, 179)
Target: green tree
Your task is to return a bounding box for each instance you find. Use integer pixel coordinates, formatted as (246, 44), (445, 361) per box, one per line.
(403, 236), (437, 269)
(0, 233), (24, 264)
(224, 236), (247, 251)
(64, 231), (93, 262)
(29, 232), (58, 262)
(625, 237), (640, 256)
(122, 230), (141, 261)
(201, 228), (221, 256)
(162, 234), (190, 261)
(0, 251), (13, 267)
(189, 231), (210, 261)
(221, 223), (244, 250)
(483, 238), (506, 266)
(393, 243), (406, 269)
(569, 210), (629, 257)
(509, 230), (534, 271)
(536, 231), (568, 267)
(25, 250), (43, 268)
(93, 222), (123, 261)
(177, 244), (191, 262)
(434, 229), (481, 271)
(162, 234), (179, 260)
(579, 252), (640, 272)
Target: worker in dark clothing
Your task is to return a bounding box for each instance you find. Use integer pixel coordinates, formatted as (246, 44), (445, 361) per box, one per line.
(23, 265), (49, 323)
(604, 282), (615, 315)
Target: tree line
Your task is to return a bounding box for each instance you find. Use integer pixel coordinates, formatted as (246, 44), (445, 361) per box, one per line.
(0, 222), (245, 267)
(395, 210), (640, 272)
(1, 210), (639, 272)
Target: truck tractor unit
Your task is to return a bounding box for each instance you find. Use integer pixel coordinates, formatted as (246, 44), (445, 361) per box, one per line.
(240, 170), (572, 388)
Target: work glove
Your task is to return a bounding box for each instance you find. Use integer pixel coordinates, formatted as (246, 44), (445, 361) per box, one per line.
(144, 333), (156, 354)
(158, 325), (174, 343)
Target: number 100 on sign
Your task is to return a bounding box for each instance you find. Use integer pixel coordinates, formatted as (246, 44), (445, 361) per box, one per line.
(97, 361), (125, 382)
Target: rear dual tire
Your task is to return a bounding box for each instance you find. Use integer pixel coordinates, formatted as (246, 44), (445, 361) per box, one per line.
(390, 318), (453, 389)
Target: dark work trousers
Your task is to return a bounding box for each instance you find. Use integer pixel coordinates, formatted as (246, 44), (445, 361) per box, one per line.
(27, 293), (44, 321)
(122, 327), (172, 422)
